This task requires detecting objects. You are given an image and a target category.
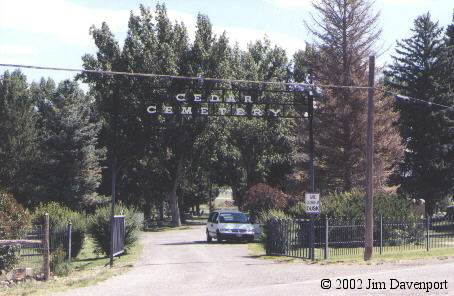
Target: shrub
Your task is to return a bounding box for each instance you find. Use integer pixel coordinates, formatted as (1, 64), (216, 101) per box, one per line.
(0, 245), (20, 275)
(257, 209), (288, 225)
(33, 202), (86, 258)
(257, 210), (290, 254)
(88, 204), (141, 256)
(308, 188), (418, 221)
(287, 201), (306, 218)
(244, 184), (289, 218)
(0, 190), (31, 239)
(51, 247), (72, 276)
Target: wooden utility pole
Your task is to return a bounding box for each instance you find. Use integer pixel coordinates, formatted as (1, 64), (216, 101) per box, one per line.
(364, 55), (375, 260)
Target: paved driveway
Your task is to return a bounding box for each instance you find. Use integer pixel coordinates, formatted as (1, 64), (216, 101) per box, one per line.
(54, 226), (454, 296)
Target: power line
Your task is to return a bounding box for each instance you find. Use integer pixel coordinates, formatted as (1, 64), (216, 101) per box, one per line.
(1, 62), (453, 110)
(0, 62), (371, 90)
(377, 88), (454, 110)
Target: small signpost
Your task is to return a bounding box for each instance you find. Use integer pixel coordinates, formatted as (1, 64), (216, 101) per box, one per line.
(305, 193), (320, 214)
(305, 193), (320, 261)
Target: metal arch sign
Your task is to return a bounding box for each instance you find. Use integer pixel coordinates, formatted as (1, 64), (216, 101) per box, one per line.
(145, 89), (314, 119)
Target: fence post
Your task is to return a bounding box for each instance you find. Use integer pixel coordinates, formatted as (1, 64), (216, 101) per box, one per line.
(43, 213), (50, 280)
(380, 215), (383, 255)
(324, 217), (329, 260)
(426, 215), (430, 252)
(67, 221), (72, 262)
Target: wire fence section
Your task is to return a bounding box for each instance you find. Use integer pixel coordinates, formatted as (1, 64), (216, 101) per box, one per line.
(16, 225), (44, 273)
(265, 216), (454, 260)
(15, 223), (72, 274)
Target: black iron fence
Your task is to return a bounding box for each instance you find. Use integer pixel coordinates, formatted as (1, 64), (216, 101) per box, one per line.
(265, 216), (454, 260)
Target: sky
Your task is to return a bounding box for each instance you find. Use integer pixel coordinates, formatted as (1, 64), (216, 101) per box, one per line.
(0, 0), (453, 85)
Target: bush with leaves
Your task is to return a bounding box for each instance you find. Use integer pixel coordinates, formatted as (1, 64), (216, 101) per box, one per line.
(0, 245), (20, 275)
(0, 190), (30, 239)
(244, 184), (289, 218)
(33, 202), (86, 258)
(287, 201), (306, 218)
(257, 209), (289, 254)
(51, 247), (72, 276)
(288, 189), (423, 247)
(287, 188), (419, 221)
(88, 204), (141, 256)
(320, 189), (419, 221)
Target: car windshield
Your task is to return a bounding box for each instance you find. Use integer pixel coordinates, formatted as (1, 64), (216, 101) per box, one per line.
(219, 213), (249, 223)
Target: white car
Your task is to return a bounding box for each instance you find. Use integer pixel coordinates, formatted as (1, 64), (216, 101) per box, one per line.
(206, 210), (255, 242)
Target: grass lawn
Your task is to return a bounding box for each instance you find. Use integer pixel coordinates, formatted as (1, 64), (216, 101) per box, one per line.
(1, 235), (143, 296)
(248, 242), (454, 264)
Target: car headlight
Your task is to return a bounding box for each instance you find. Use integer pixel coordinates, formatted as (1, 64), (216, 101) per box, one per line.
(220, 228), (230, 233)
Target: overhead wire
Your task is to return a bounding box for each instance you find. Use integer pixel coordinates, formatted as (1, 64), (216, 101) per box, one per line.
(0, 62), (371, 90)
(1, 62), (453, 110)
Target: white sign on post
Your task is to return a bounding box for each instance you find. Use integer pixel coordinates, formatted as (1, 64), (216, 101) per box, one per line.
(305, 193), (320, 214)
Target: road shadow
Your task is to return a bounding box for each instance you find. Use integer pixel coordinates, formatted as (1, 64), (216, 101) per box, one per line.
(135, 259), (257, 267)
(160, 240), (207, 245)
(75, 256), (107, 262)
(160, 240), (250, 246)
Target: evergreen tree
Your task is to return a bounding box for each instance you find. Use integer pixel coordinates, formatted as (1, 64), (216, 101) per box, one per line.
(0, 70), (40, 205)
(303, 0), (403, 192)
(35, 80), (105, 209)
(385, 13), (453, 212)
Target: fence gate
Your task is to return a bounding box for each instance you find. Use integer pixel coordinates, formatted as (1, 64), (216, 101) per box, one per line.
(112, 215), (125, 256)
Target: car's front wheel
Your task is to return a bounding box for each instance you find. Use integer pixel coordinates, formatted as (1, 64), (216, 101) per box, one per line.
(216, 230), (223, 243)
(206, 230), (212, 243)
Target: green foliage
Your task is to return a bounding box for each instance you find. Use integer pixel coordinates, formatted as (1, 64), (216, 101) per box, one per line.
(320, 189), (418, 221)
(257, 209), (289, 225)
(0, 70), (40, 205)
(385, 13), (453, 212)
(88, 204), (141, 256)
(79, 4), (296, 227)
(258, 210), (291, 254)
(33, 79), (105, 209)
(51, 247), (72, 276)
(385, 226), (425, 246)
(287, 201), (306, 218)
(32, 202), (86, 257)
(285, 189), (418, 220)
(0, 245), (20, 275)
(0, 190), (31, 239)
(0, 70), (104, 209)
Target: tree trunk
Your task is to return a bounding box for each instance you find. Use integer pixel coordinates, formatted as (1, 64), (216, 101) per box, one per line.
(232, 187), (243, 210)
(169, 156), (184, 227)
(179, 198), (186, 224)
(156, 199), (164, 227)
(143, 198), (152, 221)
